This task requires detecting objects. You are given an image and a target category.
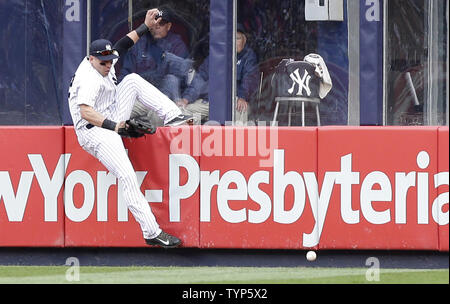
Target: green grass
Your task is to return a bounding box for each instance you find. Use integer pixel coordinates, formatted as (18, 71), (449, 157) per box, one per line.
(0, 266), (448, 284)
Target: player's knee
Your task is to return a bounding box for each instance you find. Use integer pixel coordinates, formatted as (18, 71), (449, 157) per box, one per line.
(122, 73), (141, 84)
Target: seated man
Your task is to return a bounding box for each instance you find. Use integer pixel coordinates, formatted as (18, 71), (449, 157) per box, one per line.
(177, 24), (260, 125)
(119, 7), (190, 125)
(235, 24), (260, 124)
(176, 55), (209, 124)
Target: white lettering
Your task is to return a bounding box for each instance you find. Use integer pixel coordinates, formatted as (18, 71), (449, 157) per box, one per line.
(97, 171), (116, 222)
(1, 147), (448, 250)
(202, 126), (222, 157)
(365, 257), (380, 281)
(217, 171), (247, 223)
(417, 171), (429, 224)
(64, 170), (95, 222)
(365, 0), (380, 22)
(302, 172), (337, 247)
(65, 0), (80, 22)
(432, 172), (449, 225)
(394, 172), (416, 224)
(360, 171), (392, 224)
(273, 150), (306, 224)
(28, 154), (69, 222)
(169, 127), (191, 154)
(288, 68), (312, 96)
(65, 257), (80, 282)
(0, 171), (34, 221)
(336, 154), (360, 224)
(200, 171), (219, 222)
(169, 154), (200, 222)
(248, 171), (271, 224)
(169, 125), (278, 168)
(417, 151), (430, 224)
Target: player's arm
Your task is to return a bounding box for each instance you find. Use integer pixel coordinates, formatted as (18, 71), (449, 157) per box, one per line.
(114, 9), (162, 57)
(80, 104), (153, 137)
(80, 104), (124, 132)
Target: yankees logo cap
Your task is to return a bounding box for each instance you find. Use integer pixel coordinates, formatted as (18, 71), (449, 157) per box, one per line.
(90, 39), (119, 61)
(157, 7), (174, 23)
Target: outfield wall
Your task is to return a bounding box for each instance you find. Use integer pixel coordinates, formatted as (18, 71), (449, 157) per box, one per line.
(0, 126), (448, 251)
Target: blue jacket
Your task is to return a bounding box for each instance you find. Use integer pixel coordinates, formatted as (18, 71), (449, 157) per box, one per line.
(182, 57), (209, 103)
(119, 31), (189, 85)
(182, 46), (260, 104)
(236, 46), (259, 102)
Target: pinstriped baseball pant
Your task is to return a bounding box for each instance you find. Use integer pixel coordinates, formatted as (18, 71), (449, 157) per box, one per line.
(79, 73), (181, 240)
(113, 73), (181, 124)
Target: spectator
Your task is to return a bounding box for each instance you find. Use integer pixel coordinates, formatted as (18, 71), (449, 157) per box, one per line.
(235, 23), (260, 124)
(119, 7), (190, 126)
(178, 24), (260, 125)
(177, 56), (210, 124)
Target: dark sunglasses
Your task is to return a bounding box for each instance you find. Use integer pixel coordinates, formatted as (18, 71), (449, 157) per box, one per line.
(92, 49), (115, 56)
(158, 19), (169, 26)
(99, 60), (113, 66)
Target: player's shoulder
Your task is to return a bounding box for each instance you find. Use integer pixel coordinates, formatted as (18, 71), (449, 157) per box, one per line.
(74, 58), (92, 76)
(76, 58), (101, 80)
(72, 58), (103, 89)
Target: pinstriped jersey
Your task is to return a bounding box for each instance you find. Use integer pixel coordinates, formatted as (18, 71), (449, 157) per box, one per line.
(68, 57), (118, 130)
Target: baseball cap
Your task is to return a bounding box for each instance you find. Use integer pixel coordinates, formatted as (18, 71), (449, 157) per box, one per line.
(158, 8), (174, 23)
(89, 39), (119, 61)
(237, 23), (246, 35)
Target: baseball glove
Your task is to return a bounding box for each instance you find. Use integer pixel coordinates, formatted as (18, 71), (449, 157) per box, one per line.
(118, 116), (157, 138)
(127, 116), (157, 135)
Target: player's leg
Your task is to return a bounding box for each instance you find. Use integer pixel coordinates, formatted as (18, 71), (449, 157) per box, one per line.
(130, 100), (165, 127)
(82, 128), (161, 239)
(115, 73), (181, 123)
(83, 128), (182, 247)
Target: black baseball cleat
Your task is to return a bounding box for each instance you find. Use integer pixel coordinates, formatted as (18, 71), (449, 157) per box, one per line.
(165, 114), (194, 126)
(145, 231), (182, 248)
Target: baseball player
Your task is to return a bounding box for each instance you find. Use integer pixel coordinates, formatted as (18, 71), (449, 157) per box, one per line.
(68, 9), (190, 248)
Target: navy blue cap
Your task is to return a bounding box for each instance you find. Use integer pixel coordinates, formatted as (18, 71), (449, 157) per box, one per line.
(89, 39), (119, 61)
(158, 8), (174, 23)
(237, 23), (246, 35)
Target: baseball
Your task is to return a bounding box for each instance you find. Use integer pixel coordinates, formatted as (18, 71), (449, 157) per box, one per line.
(306, 250), (317, 261)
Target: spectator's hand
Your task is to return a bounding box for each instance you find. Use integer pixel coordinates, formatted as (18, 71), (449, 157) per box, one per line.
(176, 98), (189, 108)
(236, 98), (248, 113)
(145, 9), (161, 29)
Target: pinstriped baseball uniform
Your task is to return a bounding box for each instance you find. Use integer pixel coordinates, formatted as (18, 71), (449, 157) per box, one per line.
(68, 57), (181, 240)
